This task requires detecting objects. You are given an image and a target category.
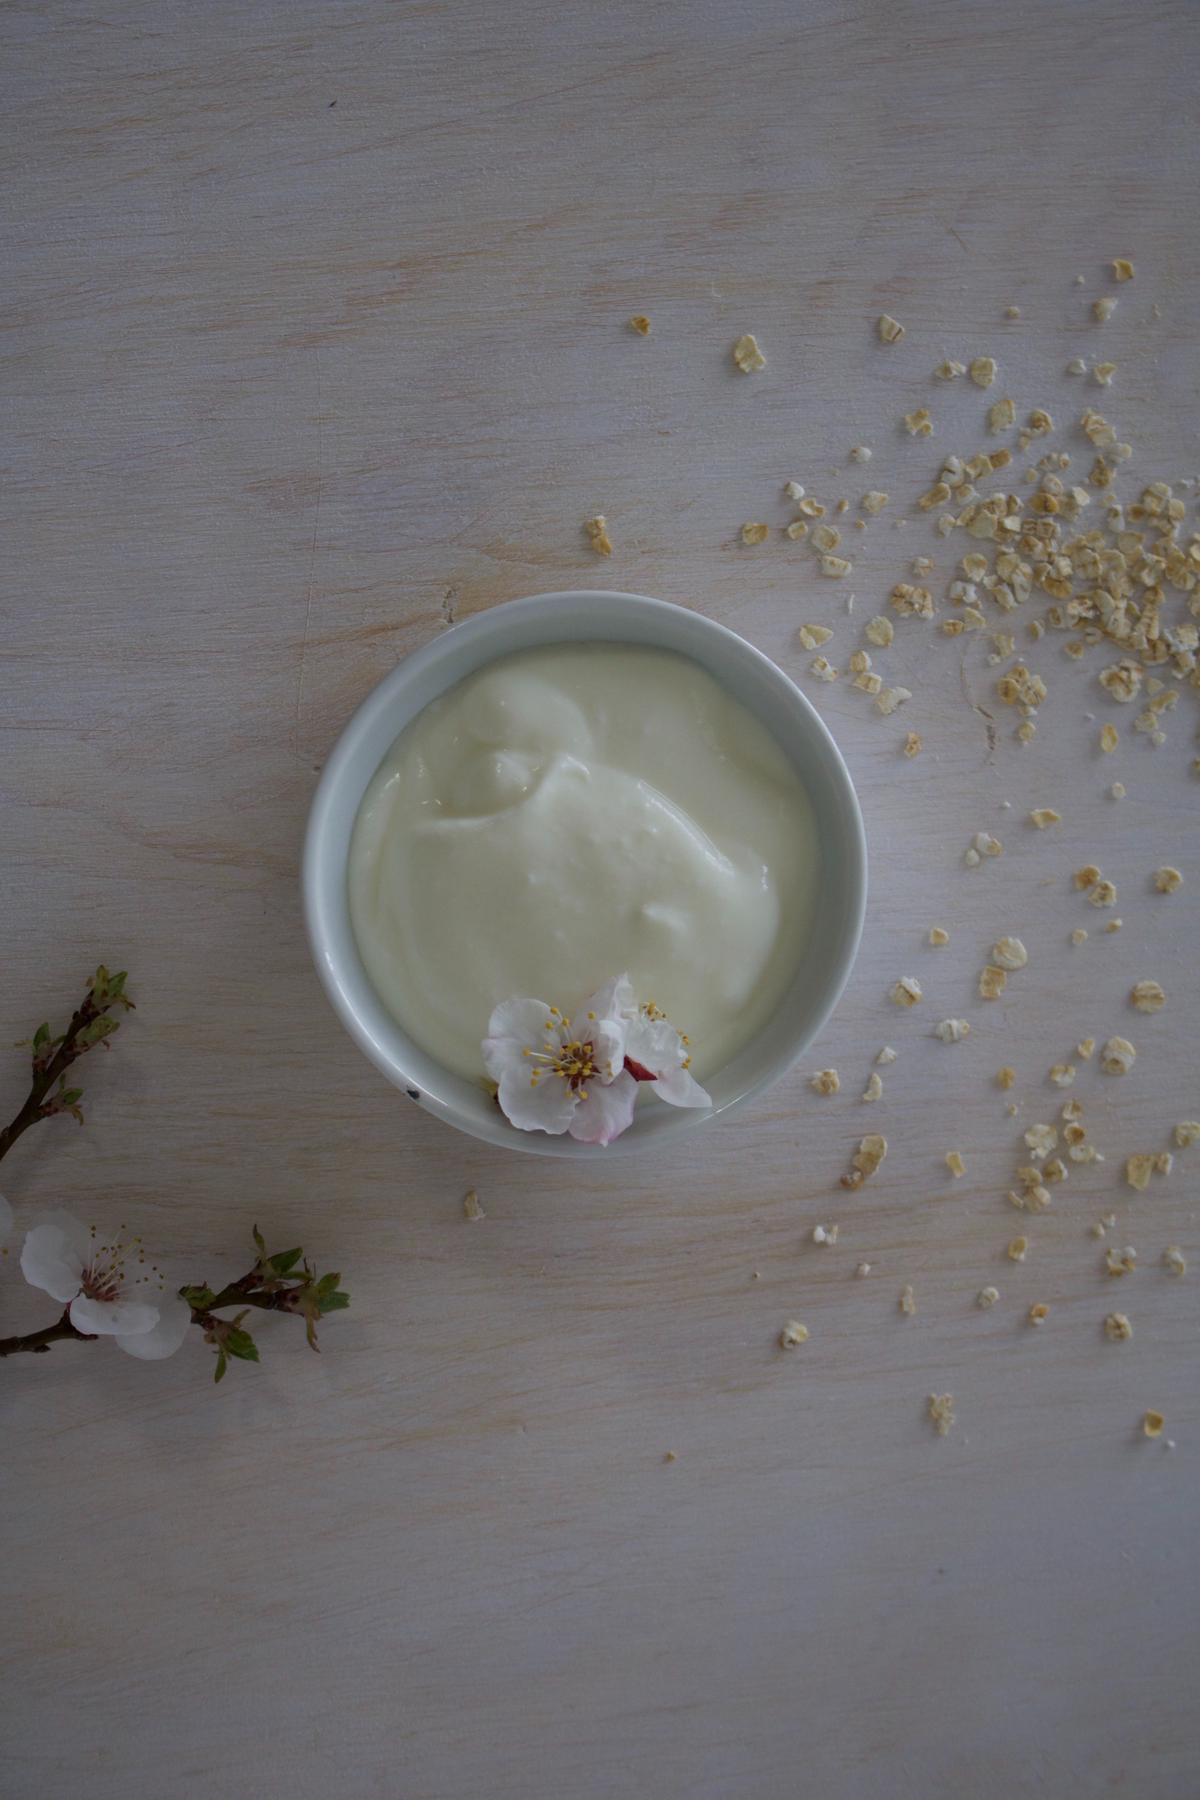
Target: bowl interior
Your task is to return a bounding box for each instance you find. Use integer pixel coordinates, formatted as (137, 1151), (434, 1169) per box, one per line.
(304, 591), (867, 1156)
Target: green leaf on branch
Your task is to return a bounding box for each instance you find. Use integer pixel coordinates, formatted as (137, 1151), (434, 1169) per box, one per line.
(180, 1284), (216, 1311)
(317, 1290), (350, 1315)
(32, 1022), (50, 1051)
(269, 1247), (303, 1275)
(223, 1326), (260, 1363)
(213, 1348), (228, 1383)
(79, 1015), (119, 1050)
(252, 1223), (267, 1258)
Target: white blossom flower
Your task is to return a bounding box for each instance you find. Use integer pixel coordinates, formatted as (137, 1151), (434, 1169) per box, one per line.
(483, 973), (711, 1144)
(20, 1210), (191, 1359)
(483, 976), (637, 1145)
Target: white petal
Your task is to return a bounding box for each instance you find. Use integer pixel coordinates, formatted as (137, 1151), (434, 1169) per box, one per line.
(650, 1063), (712, 1109)
(485, 996), (557, 1044)
(482, 1033), (536, 1085)
(623, 1013), (688, 1072)
(117, 1292), (192, 1360)
(587, 1015), (628, 1082)
(0, 1191), (12, 1243)
(579, 973), (634, 1023)
(496, 1067), (577, 1136)
(20, 1214), (89, 1303)
(568, 1071), (638, 1145)
(69, 1294), (160, 1337)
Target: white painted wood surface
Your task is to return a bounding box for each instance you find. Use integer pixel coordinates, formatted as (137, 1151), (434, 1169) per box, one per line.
(3, 2), (1198, 1794)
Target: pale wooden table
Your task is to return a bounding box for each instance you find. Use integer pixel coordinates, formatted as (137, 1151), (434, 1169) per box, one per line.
(3, 2), (1198, 1795)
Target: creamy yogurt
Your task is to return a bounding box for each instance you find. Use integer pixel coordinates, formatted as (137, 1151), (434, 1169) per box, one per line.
(348, 643), (818, 1081)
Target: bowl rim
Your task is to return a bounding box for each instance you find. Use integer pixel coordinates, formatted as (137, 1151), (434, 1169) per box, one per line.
(302, 589), (867, 1157)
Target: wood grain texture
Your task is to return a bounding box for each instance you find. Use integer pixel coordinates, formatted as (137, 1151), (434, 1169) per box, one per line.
(2, 1), (1198, 1795)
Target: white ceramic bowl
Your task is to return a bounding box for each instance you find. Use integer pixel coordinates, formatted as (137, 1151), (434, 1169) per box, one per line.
(303, 591), (867, 1156)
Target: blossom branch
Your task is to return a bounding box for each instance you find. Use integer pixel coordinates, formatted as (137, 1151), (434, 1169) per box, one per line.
(0, 966), (133, 1164)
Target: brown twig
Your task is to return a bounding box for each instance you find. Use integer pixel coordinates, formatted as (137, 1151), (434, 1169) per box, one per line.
(0, 1308), (95, 1357)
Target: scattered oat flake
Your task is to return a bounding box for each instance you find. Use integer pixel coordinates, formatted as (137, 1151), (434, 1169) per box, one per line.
(890, 976), (923, 1007)
(1092, 297), (1117, 323)
(1125, 1154), (1155, 1192)
(1112, 259), (1135, 282)
(903, 408), (933, 437)
(584, 515), (613, 556)
(1008, 1237), (1029, 1262)
(928, 926), (950, 947)
(1029, 808), (1061, 829)
(820, 554), (852, 578)
(1105, 1312), (1132, 1342)
(899, 1284), (917, 1316)
(877, 1046), (897, 1065)
(992, 937), (1027, 971)
(1077, 1039), (1095, 1060)
(784, 520), (809, 541)
(780, 1320), (809, 1348)
(1104, 918), (1122, 933)
(969, 357), (997, 389)
(1071, 928), (1089, 946)
(1025, 1122), (1057, 1159)
(1174, 1122), (1200, 1149)
(1049, 1064), (1076, 1088)
(1154, 867), (1183, 894)
(997, 1067), (1016, 1090)
(797, 624), (834, 650)
(1028, 1303), (1049, 1326)
(935, 360), (966, 380)
(1099, 724), (1119, 753)
(629, 314), (651, 336)
(1101, 1036), (1136, 1076)
(928, 1393), (955, 1436)
(862, 1071), (884, 1103)
(463, 1189), (486, 1222)
(1066, 357), (1088, 376)
(945, 1151), (966, 1178)
(988, 397), (1016, 433)
(1089, 880), (1118, 908)
(810, 1068), (840, 1096)
(810, 656), (839, 682)
(934, 1018), (970, 1044)
(1163, 1246), (1187, 1276)
(812, 1224), (839, 1246)
(1109, 783), (1126, 800)
(856, 1261), (872, 1278)
(741, 521), (769, 545)
(1131, 980), (1165, 1014)
(1143, 1410), (1165, 1440)
(978, 1286), (1000, 1309)
(849, 445), (872, 463)
(903, 731), (923, 758)
(732, 333), (766, 373)
(878, 314), (905, 343)
(979, 965), (1007, 1001)
(861, 490), (890, 515)
(1093, 362), (1117, 387)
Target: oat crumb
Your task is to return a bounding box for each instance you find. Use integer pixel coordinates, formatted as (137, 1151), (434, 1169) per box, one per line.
(629, 314), (651, 336)
(780, 1320), (809, 1348)
(890, 976), (923, 1007)
(1092, 296), (1117, 323)
(934, 1018), (970, 1044)
(903, 408), (933, 437)
(899, 1284), (917, 1315)
(849, 445), (872, 463)
(1104, 1312), (1132, 1343)
(1174, 1122), (1200, 1149)
(584, 515), (613, 556)
(945, 1150), (966, 1178)
(878, 313), (905, 344)
(1029, 808), (1061, 829)
(797, 623), (834, 650)
(732, 333), (766, 373)
(978, 1286), (1000, 1309)
(862, 1071), (884, 1103)
(1163, 1246), (1187, 1276)
(1071, 928), (1089, 946)
(992, 936), (1028, 971)
(463, 1188), (485, 1222)
(997, 1066), (1016, 1090)
(1110, 783), (1126, 800)
(979, 965), (1007, 1001)
(1143, 1410), (1165, 1439)
(969, 356), (997, 389)
(810, 1068), (841, 1096)
(1112, 259), (1135, 282)
(741, 521), (770, 545)
(935, 360), (966, 380)
(1028, 1303), (1049, 1326)
(1007, 1237), (1029, 1262)
(1101, 1036), (1136, 1076)
(1154, 866), (1183, 894)
(903, 730), (923, 758)
(877, 1046), (898, 1065)
(928, 1393), (956, 1435)
(928, 926), (950, 947)
(856, 1261), (872, 1278)
(1131, 980), (1165, 1014)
